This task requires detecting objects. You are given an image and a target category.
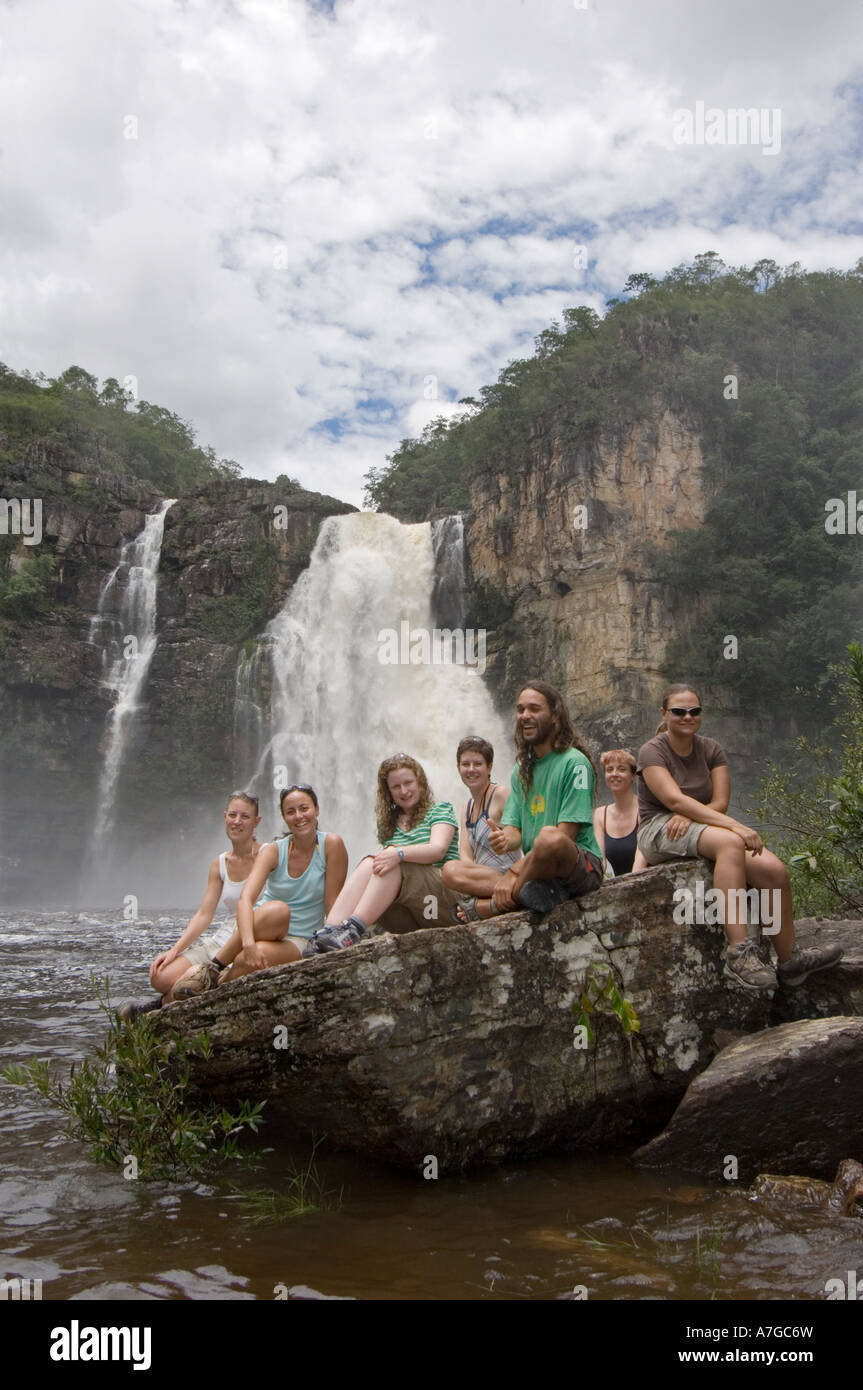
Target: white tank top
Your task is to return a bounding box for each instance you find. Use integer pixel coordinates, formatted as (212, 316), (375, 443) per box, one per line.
(218, 851), (253, 918)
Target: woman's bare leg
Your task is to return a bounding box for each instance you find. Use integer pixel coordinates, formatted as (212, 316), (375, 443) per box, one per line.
(224, 938), (303, 980)
(441, 861), (502, 897)
(164, 902), (292, 1000)
(743, 847), (794, 962)
(323, 857), (402, 926)
(695, 827), (755, 948)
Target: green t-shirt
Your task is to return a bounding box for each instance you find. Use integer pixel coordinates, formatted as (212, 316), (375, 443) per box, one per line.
(385, 801), (459, 866)
(501, 748), (600, 857)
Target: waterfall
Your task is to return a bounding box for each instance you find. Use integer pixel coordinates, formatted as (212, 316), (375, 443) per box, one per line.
(233, 640), (269, 782)
(88, 499), (175, 848)
(431, 514), (467, 629)
(244, 512), (511, 858)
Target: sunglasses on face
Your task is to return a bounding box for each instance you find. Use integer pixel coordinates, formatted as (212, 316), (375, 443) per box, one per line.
(668, 707), (702, 717)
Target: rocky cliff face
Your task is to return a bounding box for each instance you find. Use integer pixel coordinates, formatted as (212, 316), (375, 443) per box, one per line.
(0, 443), (353, 902)
(465, 407), (724, 751)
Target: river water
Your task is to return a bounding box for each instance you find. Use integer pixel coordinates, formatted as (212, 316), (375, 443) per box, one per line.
(1, 910), (860, 1302)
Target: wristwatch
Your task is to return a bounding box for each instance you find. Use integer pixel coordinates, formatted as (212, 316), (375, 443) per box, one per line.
(397, 848), (405, 862)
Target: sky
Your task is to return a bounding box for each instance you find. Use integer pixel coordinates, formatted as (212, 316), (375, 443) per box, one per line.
(0, 0), (861, 505)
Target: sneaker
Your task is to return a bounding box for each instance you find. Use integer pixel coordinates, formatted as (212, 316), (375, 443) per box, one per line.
(115, 995), (163, 1022)
(517, 878), (570, 914)
(777, 943), (843, 989)
(723, 939), (777, 991)
(172, 960), (222, 1000)
(306, 918), (367, 954)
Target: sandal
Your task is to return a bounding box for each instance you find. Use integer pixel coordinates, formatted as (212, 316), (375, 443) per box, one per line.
(451, 897), (482, 924)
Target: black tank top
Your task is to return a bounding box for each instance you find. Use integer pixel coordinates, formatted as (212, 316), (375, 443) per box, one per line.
(603, 805), (638, 876)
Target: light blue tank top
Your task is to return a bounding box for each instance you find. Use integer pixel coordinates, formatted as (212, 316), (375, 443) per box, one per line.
(257, 831), (328, 939)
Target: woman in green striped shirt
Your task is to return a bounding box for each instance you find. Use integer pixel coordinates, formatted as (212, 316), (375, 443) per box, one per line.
(305, 754), (465, 953)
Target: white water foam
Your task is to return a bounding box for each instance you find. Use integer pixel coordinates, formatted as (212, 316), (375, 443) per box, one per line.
(244, 512), (512, 860)
(88, 499), (175, 849)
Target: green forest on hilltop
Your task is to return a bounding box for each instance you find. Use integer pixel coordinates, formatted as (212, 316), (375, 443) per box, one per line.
(365, 254), (863, 726)
(0, 362), (242, 494)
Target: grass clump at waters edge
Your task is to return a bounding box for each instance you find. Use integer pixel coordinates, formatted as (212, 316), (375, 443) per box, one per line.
(233, 1140), (343, 1223)
(1, 974), (266, 1181)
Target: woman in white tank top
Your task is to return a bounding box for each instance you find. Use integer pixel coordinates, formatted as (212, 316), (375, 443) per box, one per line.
(146, 791), (263, 1002)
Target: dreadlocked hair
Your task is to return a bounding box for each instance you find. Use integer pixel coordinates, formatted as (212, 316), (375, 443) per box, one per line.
(515, 679), (597, 799)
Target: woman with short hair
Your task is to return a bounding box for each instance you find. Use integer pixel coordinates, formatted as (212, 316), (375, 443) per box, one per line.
(442, 735), (521, 922)
(593, 749), (647, 877)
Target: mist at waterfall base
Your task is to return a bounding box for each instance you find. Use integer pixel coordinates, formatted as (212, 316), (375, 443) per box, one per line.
(85, 512), (514, 908)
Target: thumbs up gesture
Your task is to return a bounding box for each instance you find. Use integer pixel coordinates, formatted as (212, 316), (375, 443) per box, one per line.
(487, 819), (508, 855)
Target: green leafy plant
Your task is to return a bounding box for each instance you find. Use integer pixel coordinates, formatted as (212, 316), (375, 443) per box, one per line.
(0, 553), (55, 620)
(757, 643), (863, 914)
(573, 960), (640, 1046)
(1, 975), (265, 1181)
(233, 1140), (341, 1222)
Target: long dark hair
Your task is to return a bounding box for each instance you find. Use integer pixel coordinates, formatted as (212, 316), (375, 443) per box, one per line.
(515, 679), (597, 797)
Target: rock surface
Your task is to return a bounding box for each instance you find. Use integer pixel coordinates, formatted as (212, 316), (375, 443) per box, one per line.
(633, 1016), (863, 1181)
(464, 408), (769, 767)
(157, 860), (859, 1172)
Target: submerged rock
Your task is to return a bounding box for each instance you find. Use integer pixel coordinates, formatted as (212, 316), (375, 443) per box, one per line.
(156, 861), (858, 1171)
(634, 1017), (863, 1182)
(749, 1160), (863, 1217)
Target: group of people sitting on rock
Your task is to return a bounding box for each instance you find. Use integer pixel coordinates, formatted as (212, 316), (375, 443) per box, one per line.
(119, 678), (842, 1020)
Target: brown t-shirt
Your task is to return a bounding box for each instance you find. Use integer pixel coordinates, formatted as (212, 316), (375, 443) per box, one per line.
(636, 733), (728, 822)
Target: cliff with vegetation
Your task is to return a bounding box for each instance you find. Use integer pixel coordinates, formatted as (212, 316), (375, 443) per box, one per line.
(365, 256), (863, 750)
(0, 366), (353, 901)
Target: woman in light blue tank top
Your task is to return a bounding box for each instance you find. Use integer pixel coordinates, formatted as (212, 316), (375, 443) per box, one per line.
(172, 785), (348, 998)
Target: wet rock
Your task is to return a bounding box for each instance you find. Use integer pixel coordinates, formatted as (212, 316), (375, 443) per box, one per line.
(157, 860), (856, 1171)
(634, 1016), (863, 1181)
(284, 1285), (356, 1301)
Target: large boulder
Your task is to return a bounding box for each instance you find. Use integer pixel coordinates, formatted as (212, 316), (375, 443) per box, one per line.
(156, 861), (858, 1171)
(633, 1016), (863, 1181)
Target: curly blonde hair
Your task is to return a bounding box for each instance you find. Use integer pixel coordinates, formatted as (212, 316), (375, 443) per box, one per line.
(375, 754), (434, 843)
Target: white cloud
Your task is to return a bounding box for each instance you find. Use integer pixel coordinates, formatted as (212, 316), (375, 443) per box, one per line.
(0, 0), (861, 504)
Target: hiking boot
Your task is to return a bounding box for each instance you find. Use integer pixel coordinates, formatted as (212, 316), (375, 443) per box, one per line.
(115, 995), (163, 1022)
(723, 939), (777, 991)
(517, 878), (570, 914)
(172, 960), (222, 999)
(777, 942), (843, 989)
(306, 918), (367, 954)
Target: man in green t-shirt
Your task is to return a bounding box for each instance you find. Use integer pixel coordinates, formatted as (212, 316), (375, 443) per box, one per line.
(486, 680), (604, 914)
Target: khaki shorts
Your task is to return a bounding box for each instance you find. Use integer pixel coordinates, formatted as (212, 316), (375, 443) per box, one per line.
(183, 928), (307, 964)
(183, 925), (234, 967)
(377, 860), (463, 933)
(637, 812), (705, 864)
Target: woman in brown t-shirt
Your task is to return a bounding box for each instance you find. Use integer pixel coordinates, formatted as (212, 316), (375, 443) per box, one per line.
(635, 684), (841, 992)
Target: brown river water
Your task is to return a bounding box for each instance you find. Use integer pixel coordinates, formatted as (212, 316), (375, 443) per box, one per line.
(1, 910), (860, 1302)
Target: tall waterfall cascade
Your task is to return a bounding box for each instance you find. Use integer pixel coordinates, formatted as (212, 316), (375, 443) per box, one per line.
(88, 499), (175, 850)
(239, 512), (511, 859)
(431, 514), (467, 630)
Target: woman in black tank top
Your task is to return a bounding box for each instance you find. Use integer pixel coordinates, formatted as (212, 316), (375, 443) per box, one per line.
(592, 749), (647, 877)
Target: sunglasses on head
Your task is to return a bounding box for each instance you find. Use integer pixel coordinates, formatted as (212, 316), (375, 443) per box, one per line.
(668, 706), (702, 717)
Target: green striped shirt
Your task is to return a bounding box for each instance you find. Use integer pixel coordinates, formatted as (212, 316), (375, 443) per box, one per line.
(385, 801), (459, 866)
